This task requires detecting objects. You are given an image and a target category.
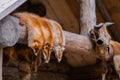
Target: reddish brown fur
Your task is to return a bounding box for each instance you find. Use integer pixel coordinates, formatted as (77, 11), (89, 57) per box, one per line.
(15, 12), (45, 56)
(15, 12), (54, 63)
(40, 18), (54, 63)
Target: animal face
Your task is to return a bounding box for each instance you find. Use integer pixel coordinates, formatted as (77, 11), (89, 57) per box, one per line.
(31, 44), (43, 56)
(89, 22), (114, 60)
(54, 46), (65, 62)
(42, 43), (53, 63)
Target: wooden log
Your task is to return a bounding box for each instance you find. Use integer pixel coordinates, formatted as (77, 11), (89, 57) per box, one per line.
(80, 0), (96, 36)
(30, 0), (80, 33)
(0, 47), (3, 80)
(64, 31), (97, 67)
(0, 16), (20, 47)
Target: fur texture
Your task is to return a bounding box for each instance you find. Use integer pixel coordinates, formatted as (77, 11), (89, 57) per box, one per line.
(48, 19), (65, 62)
(14, 12), (45, 56)
(110, 40), (120, 79)
(39, 17), (54, 63)
(13, 12), (65, 63)
(89, 22), (114, 80)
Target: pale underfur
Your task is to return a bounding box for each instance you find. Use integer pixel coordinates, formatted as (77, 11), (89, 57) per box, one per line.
(47, 19), (65, 62)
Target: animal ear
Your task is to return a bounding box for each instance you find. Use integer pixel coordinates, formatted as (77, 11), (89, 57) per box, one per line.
(89, 29), (95, 39)
(94, 23), (104, 30)
(89, 29), (94, 35)
(104, 22), (114, 26)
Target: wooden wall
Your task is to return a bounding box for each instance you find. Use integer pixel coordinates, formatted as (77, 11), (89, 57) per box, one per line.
(30, 0), (80, 34)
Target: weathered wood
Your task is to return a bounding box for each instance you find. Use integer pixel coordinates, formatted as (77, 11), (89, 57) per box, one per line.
(3, 55), (70, 80)
(0, 16), (20, 47)
(69, 62), (104, 80)
(65, 0), (79, 21)
(46, 0), (79, 33)
(96, 0), (120, 42)
(0, 0), (26, 20)
(64, 31), (97, 67)
(80, 0), (96, 36)
(0, 47), (3, 80)
(30, 0), (79, 33)
(3, 67), (20, 80)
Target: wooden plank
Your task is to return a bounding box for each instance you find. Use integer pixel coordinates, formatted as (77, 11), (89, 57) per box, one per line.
(3, 67), (19, 80)
(30, 0), (79, 33)
(0, 47), (3, 80)
(32, 0), (58, 20)
(65, 0), (80, 21)
(0, 0), (26, 20)
(69, 62), (104, 80)
(0, 0), (18, 13)
(46, 0), (79, 33)
(3, 64), (68, 80)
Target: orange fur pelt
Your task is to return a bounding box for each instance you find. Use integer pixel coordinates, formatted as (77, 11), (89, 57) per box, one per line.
(13, 12), (65, 63)
(14, 12), (45, 56)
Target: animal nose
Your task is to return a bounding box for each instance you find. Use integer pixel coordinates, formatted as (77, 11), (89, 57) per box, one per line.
(96, 39), (103, 45)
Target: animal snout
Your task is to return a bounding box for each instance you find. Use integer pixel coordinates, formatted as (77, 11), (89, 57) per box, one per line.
(96, 39), (103, 45)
